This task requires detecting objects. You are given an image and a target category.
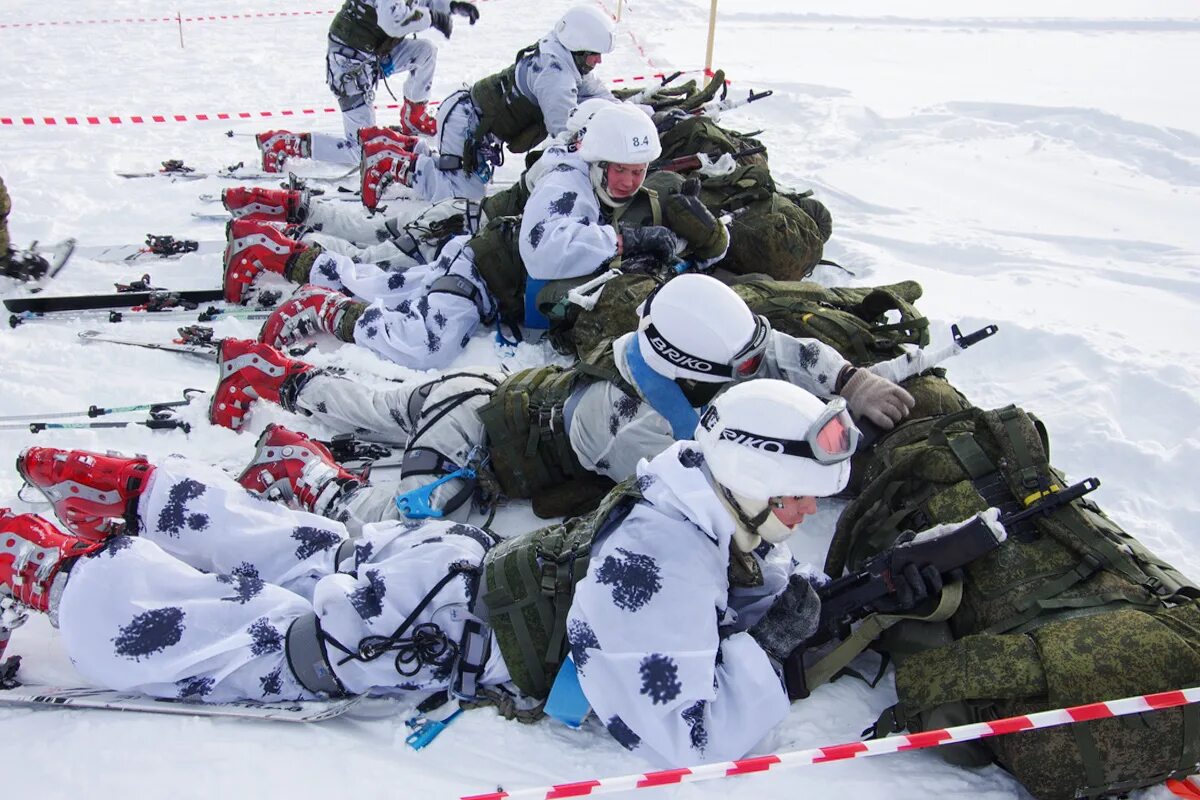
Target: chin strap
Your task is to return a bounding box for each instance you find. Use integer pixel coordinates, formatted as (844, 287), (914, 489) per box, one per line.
(719, 484), (772, 540)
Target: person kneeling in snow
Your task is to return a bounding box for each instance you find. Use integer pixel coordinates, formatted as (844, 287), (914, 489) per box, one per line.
(0, 381), (953, 742)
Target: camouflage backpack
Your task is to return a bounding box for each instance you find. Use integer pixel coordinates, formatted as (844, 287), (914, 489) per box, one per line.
(827, 404), (1200, 799)
(479, 476), (644, 699)
(696, 164), (826, 281)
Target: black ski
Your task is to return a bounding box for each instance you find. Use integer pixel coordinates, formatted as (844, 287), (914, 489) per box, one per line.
(4, 289), (225, 315)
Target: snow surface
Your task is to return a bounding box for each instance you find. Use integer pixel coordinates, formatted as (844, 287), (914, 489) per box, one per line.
(2, 0), (1199, 797)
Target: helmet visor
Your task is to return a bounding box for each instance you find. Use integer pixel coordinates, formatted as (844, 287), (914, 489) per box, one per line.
(701, 395), (860, 466)
(811, 403), (856, 463)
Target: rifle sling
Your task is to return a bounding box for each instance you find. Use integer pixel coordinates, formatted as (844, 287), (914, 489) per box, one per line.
(804, 580), (964, 692)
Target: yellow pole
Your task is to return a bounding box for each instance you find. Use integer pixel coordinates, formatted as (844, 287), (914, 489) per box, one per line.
(704, 0), (718, 74)
(616, 0), (624, 22)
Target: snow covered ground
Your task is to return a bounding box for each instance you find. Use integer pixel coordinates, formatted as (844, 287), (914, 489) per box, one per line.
(1, 1), (1199, 797)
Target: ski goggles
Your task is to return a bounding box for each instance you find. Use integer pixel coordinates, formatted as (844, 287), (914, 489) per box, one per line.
(699, 396), (860, 465)
(641, 286), (771, 379)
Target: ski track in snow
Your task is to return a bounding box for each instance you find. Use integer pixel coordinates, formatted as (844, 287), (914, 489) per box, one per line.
(1, 1), (1198, 798)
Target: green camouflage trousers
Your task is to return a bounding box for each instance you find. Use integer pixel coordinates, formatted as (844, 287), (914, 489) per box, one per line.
(0, 176), (10, 253)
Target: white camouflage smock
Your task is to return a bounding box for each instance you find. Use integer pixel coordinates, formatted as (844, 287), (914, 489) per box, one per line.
(55, 457), (509, 703)
(411, 27), (616, 203)
(566, 441), (795, 765)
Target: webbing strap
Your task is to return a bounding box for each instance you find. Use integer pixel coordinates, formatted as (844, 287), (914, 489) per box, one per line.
(544, 555), (575, 668)
(804, 581), (964, 691)
(429, 273), (490, 320)
(1180, 700), (1200, 776)
(516, 548), (553, 692)
(1071, 721), (1110, 796)
(947, 434), (996, 481)
(997, 406), (1042, 492)
(984, 555), (1104, 635)
(285, 613), (349, 697)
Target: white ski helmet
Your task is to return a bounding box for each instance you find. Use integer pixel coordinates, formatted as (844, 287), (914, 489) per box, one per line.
(577, 103), (661, 206)
(554, 5), (616, 55)
(636, 274), (769, 385)
(696, 380), (859, 550)
(576, 102), (661, 165)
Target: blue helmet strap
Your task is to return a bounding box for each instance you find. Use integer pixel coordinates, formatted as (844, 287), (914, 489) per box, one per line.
(625, 336), (702, 440)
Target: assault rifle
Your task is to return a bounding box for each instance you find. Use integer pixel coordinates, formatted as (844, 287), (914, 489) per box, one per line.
(654, 145), (767, 174)
(694, 88), (774, 118)
(783, 477), (1101, 696)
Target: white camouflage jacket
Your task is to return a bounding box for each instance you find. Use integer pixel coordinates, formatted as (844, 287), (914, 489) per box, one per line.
(514, 31), (616, 137)
(349, 0), (451, 41)
(566, 441), (795, 765)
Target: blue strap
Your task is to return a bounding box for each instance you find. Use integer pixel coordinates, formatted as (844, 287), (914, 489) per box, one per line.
(544, 655), (591, 729)
(494, 318), (522, 348)
(523, 277), (550, 329)
(625, 337), (701, 440)
(394, 466), (477, 519)
(405, 707), (463, 750)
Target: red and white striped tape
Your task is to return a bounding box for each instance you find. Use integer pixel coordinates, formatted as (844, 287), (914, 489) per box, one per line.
(0, 9), (336, 29)
(0, 71), (708, 127)
(460, 686), (1200, 800)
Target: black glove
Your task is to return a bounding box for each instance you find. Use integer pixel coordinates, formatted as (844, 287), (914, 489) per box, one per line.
(430, 9), (453, 38)
(450, 1), (479, 23)
(749, 574), (821, 701)
(748, 574), (822, 663)
(871, 558), (945, 614)
(618, 224), (679, 266)
(665, 178), (727, 261)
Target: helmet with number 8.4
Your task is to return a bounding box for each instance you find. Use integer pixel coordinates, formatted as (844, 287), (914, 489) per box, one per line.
(576, 102), (661, 206)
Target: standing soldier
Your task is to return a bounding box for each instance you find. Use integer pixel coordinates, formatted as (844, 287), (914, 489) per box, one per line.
(253, 0), (481, 172)
(360, 4), (620, 206)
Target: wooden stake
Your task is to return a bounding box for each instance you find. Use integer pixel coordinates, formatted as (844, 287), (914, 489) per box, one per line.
(703, 0), (718, 75)
(177, 11), (184, 49)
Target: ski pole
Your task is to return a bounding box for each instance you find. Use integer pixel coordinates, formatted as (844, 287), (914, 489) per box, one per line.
(20, 418), (192, 434)
(0, 388), (205, 424)
(10, 305), (277, 328)
(460, 686), (1200, 800)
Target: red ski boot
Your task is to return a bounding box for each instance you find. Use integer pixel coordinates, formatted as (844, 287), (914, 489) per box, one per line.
(397, 100), (437, 137)
(235, 425), (361, 515)
(256, 130), (311, 173)
(223, 219), (310, 304)
(258, 284), (364, 349)
(360, 141), (416, 211)
(210, 338), (315, 430)
(357, 125), (419, 151)
(222, 187), (309, 224)
(0, 509), (106, 613)
(15, 448), (155, 540)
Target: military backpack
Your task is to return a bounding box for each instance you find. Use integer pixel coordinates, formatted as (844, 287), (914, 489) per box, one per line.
(827, 404), (1200, 799)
